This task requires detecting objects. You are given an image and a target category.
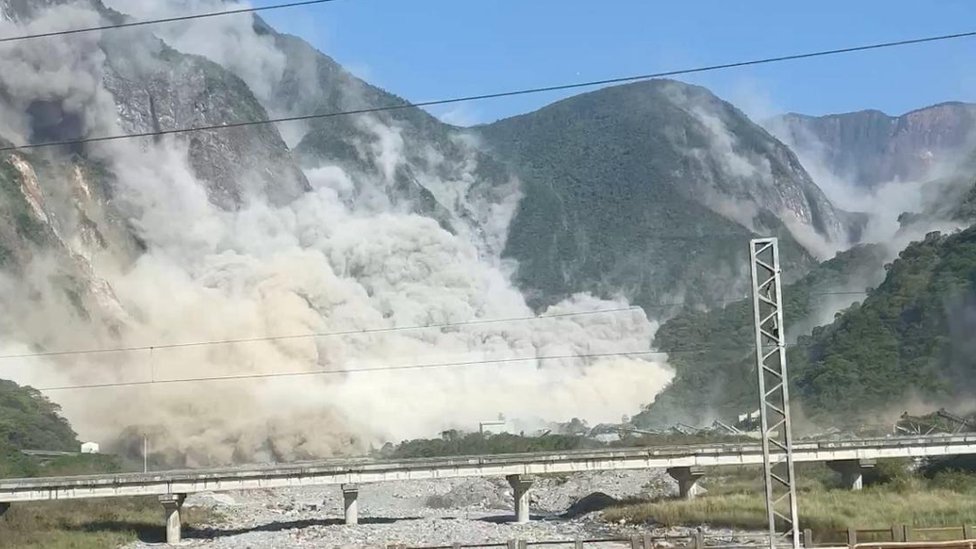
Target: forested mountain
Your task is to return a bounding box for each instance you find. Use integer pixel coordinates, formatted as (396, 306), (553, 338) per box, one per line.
(637, 220), (976, 428)
(479, 80), (862, 309)
(634, 243), (888, 428)
(0, 380), (78, 477)
(0, 0), (860, 463)
(0, 2), (860, 313)
(1, 0), (969, 462)
(791, 226), (976, 423)
(633, 106), (976, 429)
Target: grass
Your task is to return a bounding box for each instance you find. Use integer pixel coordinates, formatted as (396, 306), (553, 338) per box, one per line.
(603, 465), (976, 545)
(0, 440), (224, 547)
(0, 497), (217, 549)
(695, 464), (834, 497)
(0, 448), (219, 547)
(605, 487), (976, 530)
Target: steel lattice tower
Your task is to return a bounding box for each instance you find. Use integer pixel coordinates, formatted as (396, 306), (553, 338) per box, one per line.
(749, 238), (800, 549)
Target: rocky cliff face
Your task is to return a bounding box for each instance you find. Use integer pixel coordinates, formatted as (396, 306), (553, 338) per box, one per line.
(0, 0), (309, 217)
(258, 21), (520, 257)
(101, 38), (310, 209)
(769, 102), (976, 188)
(0, 0), (310, 334)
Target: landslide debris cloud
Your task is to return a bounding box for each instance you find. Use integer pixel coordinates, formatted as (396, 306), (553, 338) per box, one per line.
(0, 1), (671, 466)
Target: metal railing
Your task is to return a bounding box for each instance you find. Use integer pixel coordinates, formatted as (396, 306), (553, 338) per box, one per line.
(807, 525), (976, 548)
(386, 530), (797, 549)
(381, 526), (976, 549)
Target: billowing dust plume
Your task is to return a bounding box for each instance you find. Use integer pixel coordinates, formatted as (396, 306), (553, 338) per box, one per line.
(0, 1), (673, 466)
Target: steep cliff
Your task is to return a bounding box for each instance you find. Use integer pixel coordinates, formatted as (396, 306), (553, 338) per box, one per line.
(769, 102), (976, 188)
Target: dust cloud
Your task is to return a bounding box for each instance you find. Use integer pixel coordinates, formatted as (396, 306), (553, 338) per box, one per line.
(0, 1), (673, 466)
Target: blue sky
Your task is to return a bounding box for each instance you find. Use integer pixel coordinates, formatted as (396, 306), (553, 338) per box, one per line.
(254, 0), (976, 125)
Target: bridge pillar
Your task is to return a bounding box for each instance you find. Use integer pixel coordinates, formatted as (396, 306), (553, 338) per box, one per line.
(342, 484), (359, 525)
(0, 502), (9, 517)
(159, 493), (185, 544)
(667, 466), (705, 499)
(506, 474), (534, 523)
(828, 459), (876, 490)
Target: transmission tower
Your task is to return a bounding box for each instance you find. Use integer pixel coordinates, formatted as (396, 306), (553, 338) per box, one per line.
(749, 238), (800, 549)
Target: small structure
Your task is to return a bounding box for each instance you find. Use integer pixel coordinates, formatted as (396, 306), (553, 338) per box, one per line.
(479, 414), (509, 435)
(81, 442), (100, 454)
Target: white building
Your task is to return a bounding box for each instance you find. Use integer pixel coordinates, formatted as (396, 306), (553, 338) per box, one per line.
(479, 414), (511, 435)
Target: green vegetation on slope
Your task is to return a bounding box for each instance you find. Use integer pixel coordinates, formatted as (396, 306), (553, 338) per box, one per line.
(379, 431), (751, 459)
(479, 79), (853, 311)
(0, 380), (77, 454)
(0, 379), (208, 549)
(635, 244), (888, 428)
(645, 223), (976, 427)
(382, 432), (602, 459)
(791, 226), (976, 423)
(0, 379), (125, 480)
(954, 180), (976, 221)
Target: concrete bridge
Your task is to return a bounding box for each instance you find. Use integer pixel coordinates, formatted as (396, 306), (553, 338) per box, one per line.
(2, 435), (975, 543)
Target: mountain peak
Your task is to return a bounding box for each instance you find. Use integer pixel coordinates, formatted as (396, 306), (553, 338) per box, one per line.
(476, 77), (860, 312)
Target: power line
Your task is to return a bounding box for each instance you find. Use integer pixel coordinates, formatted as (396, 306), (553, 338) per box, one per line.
(0, 306), (640, 360)
(34, 338), (826, 392)
(0, 290), (869, 361)
(1, 29), (974, 153)
(30, 348), (721, 392)
(0, 0), (342, 44)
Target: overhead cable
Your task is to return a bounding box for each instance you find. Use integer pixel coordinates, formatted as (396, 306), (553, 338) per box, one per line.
(0, 306), (639, 360)
(0, 290), (870, 361)
(35, 338), (826, 392)
(1, 29), (974, 153)
(0, 0), (342, 44)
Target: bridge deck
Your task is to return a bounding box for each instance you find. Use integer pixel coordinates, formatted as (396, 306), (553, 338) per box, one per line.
(2, 435), (975, 503)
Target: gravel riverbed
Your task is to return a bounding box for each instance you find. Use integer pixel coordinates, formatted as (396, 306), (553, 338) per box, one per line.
(125, 469), (720, 548)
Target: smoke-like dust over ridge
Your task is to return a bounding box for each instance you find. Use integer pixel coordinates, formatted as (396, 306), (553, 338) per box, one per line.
(0, 0), (673, 466)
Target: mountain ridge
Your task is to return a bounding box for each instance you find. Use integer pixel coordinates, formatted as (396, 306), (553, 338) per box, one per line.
(779, 101), (974, 121)
(479, 78), (861, 309)
(768, 101), (976, 189)
(0, 0), (913, 461)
